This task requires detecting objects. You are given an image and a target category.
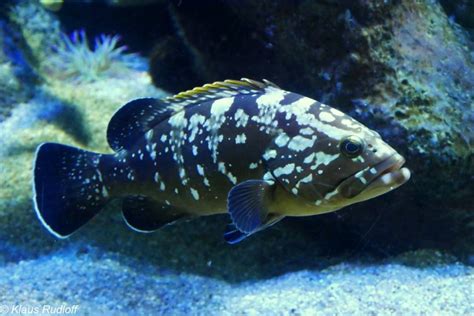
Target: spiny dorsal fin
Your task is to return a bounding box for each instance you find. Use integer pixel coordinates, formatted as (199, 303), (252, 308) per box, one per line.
(164, 78), (280, 106)
(107, 79), (279, 152)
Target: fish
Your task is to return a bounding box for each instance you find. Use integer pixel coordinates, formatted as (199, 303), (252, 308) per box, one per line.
(39, 0), (63, 12)
(32, 78), (411, 243)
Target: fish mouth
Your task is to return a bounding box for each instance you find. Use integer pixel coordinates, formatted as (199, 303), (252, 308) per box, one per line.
(366, 154), (410, 191)
(338, 153), (411, 200)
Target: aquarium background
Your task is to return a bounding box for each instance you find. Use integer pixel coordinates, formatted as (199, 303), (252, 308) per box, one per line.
(0, 0), (473, 315)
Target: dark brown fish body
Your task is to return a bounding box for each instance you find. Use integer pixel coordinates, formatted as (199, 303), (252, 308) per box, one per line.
(104, 97), (273, 216)
(33, 79), (410, 243)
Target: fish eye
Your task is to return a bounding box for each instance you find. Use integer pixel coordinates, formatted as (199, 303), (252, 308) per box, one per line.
(340, 136), (364, 158)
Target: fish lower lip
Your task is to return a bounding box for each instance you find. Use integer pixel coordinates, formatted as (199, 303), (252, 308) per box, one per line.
(366, 154), (410, 190)
(375, 167), (411, 186)
(338, 154), (408, 199)
(374, 155), (406, 180)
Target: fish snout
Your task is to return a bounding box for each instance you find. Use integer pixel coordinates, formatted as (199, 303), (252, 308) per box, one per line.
(338, 153), (410, 199)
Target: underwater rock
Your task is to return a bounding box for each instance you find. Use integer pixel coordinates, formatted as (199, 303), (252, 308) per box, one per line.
(9, 0), (62, 65)
(164, 0), (473, 159)
(103, 0), (165, 6)
(0, 20), (37, 122)
(155, 0), (474, 256)
(440, 0), (474, 31)
(149, 35), (204, 93)
(151, 1), (276, 90)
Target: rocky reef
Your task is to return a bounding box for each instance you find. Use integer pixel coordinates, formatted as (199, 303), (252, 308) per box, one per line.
(0, 0), (473, 314)
(146, 0), (474, 257)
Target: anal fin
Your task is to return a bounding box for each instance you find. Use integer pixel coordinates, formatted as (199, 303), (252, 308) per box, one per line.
(122, 196), (189, 233)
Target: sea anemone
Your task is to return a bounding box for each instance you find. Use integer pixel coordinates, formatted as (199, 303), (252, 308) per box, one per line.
(42, 30), (145, 82)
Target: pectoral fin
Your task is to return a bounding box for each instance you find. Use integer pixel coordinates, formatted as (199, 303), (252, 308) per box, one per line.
(224, 215), (284, 244)
(223, 224), (248, 244)
(225, 180), (284, 243)
(122, 196), (189, 233)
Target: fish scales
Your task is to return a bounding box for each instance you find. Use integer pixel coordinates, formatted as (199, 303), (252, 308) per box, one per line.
(107, 92), (277, 211)
(32, 79), (410, 243)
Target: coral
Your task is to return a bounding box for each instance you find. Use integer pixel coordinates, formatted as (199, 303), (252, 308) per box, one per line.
(42, 30), (146, 83)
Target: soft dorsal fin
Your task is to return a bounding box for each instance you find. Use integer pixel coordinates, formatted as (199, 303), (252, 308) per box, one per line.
(107, 98), (168, 151)
(106, 78), (279, 151)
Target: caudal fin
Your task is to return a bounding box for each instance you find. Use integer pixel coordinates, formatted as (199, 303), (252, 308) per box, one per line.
(33, 143), (111, 238)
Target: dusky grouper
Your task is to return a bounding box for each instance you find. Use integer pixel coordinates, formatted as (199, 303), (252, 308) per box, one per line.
(32, 79), (411, 243)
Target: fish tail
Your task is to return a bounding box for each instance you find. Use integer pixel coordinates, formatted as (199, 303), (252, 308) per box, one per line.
(33, 142), (113, 238)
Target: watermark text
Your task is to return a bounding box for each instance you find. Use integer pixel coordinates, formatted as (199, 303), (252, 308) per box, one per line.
(0, 304), (79, 314)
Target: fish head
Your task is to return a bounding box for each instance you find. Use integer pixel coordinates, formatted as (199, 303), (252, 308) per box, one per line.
(292, 110), (411, 211)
